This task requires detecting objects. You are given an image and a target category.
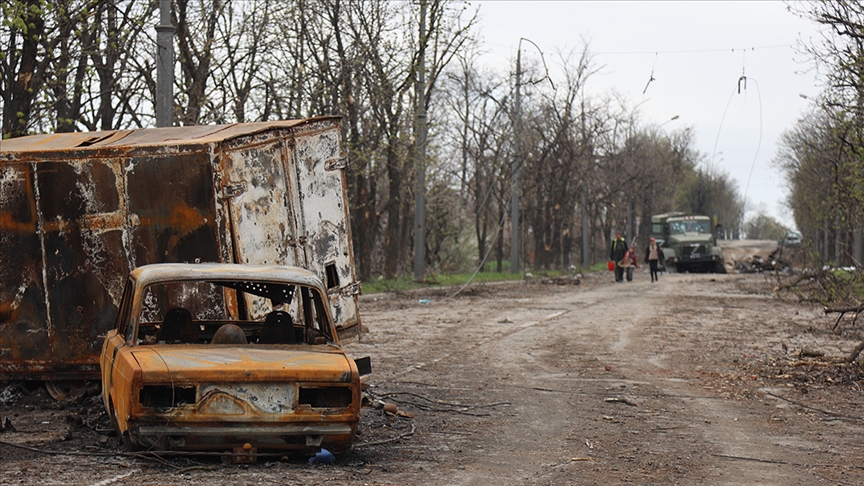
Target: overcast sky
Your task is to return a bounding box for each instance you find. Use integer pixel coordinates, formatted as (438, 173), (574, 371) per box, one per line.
(472, 1), (823, 229)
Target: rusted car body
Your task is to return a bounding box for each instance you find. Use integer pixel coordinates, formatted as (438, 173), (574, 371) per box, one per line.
(101, 263), (362, 454)
(0, 118), (360, 381)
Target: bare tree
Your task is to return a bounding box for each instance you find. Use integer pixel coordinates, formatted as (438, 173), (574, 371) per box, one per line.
(439, 44), (510, 271)
(1, 0), (53, 137)
(1, 0), (748, 280)
(173, 0), (225, 125)
(790, 1), (864, 263)
(776, 106), (852, 262)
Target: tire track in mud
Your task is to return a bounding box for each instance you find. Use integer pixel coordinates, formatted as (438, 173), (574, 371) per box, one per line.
(528, 275), (844, 485)
(420, 275), (851, 485)
(385, 281), (629, 379)
(396, 306), (573, 378)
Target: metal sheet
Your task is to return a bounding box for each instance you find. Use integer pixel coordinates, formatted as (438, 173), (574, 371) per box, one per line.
(222, 139), (297, 268)
(0, 163), (47, 363)
(290, 122), (360, 338)
(0, 119), (336, 153)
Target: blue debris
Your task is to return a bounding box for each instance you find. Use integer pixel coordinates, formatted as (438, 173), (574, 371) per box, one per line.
(309, 448), (335, 464)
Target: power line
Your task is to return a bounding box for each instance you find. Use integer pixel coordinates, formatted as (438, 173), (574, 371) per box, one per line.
(484, 42), (793, 56)
(595, 44), (793, 56)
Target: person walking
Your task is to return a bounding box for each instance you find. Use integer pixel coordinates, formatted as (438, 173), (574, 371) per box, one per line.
(645, 237), (662, 283)
(620, 245), (638, 282)
(610, 233), (628, 283)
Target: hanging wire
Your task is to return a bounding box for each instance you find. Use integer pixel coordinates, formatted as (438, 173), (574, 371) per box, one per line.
(710, 73), (763, 238)
(442, 203), (510, 302)
(710, 85), (737, 166)
(741, 78), (763, 217)
(737, 47), (749, 94)
(597, 44), (789, 56)
(441, 154), (524, 302)
(643, 52), (658, 95)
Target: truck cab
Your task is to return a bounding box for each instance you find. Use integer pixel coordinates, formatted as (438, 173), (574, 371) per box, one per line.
(650, 213), (726, 273)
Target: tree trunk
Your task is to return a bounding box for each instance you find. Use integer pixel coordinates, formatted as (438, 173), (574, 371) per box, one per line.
(383, 128), (406, 278)
(2, 1), (46, 138)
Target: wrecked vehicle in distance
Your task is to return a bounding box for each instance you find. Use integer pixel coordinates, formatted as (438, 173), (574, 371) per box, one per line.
(100, 263), (364, 457)
(779, 230), (802, 248)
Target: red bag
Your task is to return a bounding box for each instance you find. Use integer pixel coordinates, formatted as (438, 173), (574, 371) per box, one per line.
(607, 261), (615, 271)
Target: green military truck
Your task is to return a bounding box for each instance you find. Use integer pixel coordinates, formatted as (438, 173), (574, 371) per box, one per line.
(649, 212), (726, 273)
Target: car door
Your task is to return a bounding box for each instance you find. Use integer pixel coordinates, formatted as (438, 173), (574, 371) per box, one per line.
(101, 279), (134, 408)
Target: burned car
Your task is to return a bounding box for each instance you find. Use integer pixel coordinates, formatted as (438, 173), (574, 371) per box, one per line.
(100, 263), (363, 456)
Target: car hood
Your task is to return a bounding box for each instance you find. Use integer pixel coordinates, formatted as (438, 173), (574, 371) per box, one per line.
(667, 233), (714, 245)
(130, 346), (354, 383)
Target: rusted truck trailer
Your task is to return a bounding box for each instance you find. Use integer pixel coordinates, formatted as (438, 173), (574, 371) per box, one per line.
(0, 117), (360, 382)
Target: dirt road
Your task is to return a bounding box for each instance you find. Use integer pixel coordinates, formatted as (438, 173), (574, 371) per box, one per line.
(3, 268), (864, 485)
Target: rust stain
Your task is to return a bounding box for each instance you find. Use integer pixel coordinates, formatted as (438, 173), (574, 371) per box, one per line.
(138, 200), (208, 239)
(0, 212), (36, 232)
(80, 212), (127, 232)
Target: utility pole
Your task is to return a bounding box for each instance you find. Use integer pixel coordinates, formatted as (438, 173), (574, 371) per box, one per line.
(626, 200), (633, 245)
(855, 228), (863, 267)
(413, 0), (427, 281)
(580, 106), (591, 269)
(510, 38), (552, 273)
(510, 43), (522, 274)
(581, 191), (590, 268)
(155, 0), (174, 127)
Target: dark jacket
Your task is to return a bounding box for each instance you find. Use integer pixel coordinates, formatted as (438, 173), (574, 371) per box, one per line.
(610, 237), (627, 261)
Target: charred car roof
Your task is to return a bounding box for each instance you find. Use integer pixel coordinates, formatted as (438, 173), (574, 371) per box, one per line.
(130, 263), (326, 289)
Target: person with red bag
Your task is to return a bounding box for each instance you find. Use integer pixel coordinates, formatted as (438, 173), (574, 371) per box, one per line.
(619, 245), (638, 282)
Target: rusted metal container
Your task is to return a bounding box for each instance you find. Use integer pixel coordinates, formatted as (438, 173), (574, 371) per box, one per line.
(0, 117), (360, 380)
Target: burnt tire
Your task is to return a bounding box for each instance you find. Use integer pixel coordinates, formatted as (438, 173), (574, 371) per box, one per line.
(44, 380), (89, 401)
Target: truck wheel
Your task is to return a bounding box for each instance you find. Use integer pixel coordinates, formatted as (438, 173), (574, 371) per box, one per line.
(45, 380), (89, 401)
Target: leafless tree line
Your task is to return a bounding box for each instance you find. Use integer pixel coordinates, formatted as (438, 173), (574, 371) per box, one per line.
(777, 1), (864, 266)
(1, 0), (744, 280)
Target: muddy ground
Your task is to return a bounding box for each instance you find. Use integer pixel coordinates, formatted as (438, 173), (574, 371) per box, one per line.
(3, 240), (864, 485)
